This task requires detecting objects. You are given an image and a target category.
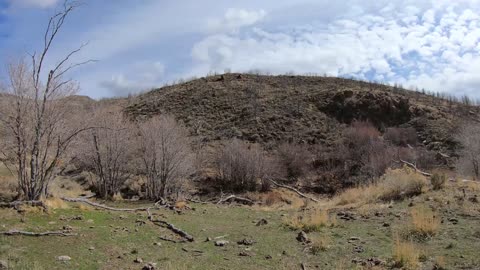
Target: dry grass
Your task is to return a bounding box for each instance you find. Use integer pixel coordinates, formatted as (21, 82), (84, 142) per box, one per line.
(410, 206), (440, 238)
(335, 168), (428, 206)
(284, 209), (337, 232)
(309, 235), (331, 254)
(0, 175), (17, 202)
(433, 256), (447, 270)
(49, 177), (88, 198)
(392, 237), (419, 269)
(44, 197), (69, 209)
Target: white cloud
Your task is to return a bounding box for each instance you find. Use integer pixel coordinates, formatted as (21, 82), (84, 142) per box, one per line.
(9, 0), (59, 8)
(207, 8), (266, 33)
(99, 61), (166, 96)
(187, 2), (480, 96)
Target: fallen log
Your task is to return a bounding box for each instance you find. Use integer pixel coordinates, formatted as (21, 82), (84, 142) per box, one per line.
(61, 197), (150, 212)
(399, 159), (432, 177)
(0, 201), (48, 211)
(217, 195), (255, 205)
(150, 219), (194, 242)
(0, 230), (77, 237)
(269, 180), (320, 203)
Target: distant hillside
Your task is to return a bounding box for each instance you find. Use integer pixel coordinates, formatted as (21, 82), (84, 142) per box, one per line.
(123, 73), (479, 155)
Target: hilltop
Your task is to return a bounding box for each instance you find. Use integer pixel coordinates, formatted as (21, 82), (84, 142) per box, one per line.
(125, 73), (480, 155)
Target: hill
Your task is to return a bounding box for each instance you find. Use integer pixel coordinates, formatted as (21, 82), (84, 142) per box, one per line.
(125, 73), (480, 155)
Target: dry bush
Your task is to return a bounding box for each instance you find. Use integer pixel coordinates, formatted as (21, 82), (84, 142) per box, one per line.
(309, 235), (331, 254)
(335, 168), (427, 205)
(276, 143), (310, 180)
(0, 175), (17, 202)
(433, 256), (447, 270)
(384, 127), (417, 146)
(284, 209), (336, 232)
(75, 107), (135, 199)
(379, 168), (427, 201)
(430, 173), (446, 190)
(392, 237), (419, 269)
(215, 139), (273, 192)
(410, 207), (440, 238)
(138, 116), (195, 200)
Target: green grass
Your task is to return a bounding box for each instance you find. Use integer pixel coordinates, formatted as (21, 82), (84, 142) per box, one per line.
(0, 185), (480, 269)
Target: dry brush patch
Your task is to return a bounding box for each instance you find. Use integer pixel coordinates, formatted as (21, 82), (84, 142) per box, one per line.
(284, 209), (337, 232)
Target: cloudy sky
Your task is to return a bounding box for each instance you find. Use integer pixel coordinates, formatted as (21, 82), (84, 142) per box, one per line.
(1, 0), (480, 98)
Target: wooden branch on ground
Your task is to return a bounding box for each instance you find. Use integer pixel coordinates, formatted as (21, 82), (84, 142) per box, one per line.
(217, 195), (255, 205)
(269, 180), (320, 203)
(61, 197), (150, 212)
(150, 219), (194, 242)
(399, 159), (432, 177)
(0, 230), (77, 237)
(0, 201), (48, 211)
(159, 236), (183, 243)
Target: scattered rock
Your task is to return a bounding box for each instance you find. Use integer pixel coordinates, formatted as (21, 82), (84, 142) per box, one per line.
(337, 211), (356, 221)
(214, 240), (229, 247)
(296, 231), (311, 244)
(352, 257), (385, 267)
(205, 237), (212, 242)
(0, 260), (8, 270)
(62, 225), (73, 232)
(237, 238), (256, 246)
(57, 255), (71, 262)
(448, 217), (459, 225)
(134, 257), (143, 263)
(256, 219), (268, 226)
(353, 246), (365, 253)
(348, 236), (360, 241)
(382, 222), (390, 227)
(265, 255), (272, 260)
(88, 246), (95, 251)
(119, 215), (126, 220)
(153, 242), (162, 246)
(142, 262), (157, 270)
(239, 251), (254, 257)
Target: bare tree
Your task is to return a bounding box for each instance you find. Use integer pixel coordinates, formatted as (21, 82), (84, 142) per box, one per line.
(138, 116), (194, 200)
(216, 139), (272, 192)
(76, 107), (134, 199)
(456, 123), (480, 179)
(0, 1), (94, 201)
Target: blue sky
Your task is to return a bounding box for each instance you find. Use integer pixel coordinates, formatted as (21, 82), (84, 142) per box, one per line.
(1, 0), (480, 99)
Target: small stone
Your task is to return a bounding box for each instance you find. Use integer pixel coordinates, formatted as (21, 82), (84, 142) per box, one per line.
(119, 215), (126, 220)
(48, 221), (56, 225)
(86, 219), (94, 223)
(256, 219), (268, 226)
(0, 260), (8, 270)
(154, 242), (162, 246)
(142, 262), (157, 270)
(57, 255), (71, 262)
(382, 222), (390, 227)
(134, 257), (143, 263)
(354, 246), (365, 253)
(205, 237), (212, 242)
(349, 236), (360, 241)
(296, 231), (310, 243)
(88, 246), (95, 251)
(239, 251), (253, 257)
(214, 240), (229, 247)
(237, 238), (256, 246)
(265, 255), (272, 260)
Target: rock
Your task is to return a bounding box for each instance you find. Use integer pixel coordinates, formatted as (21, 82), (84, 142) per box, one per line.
(237, 238), (256, 246)
(63, 225), (73, 232)
(353, 246), (365, 253)
(88, 246), (95, 251)
(205, 237), (212, 242)
(134, 257), (143, 263)
(238, 251), (254, 257)
(153, 242), (162, 246)
(256, 219), (268, 226)
(349, 236), (360, 241)
(296, 231), (310, 243)
(382, 222), (390, 227)
(265, 255), (272, 260)
(57, 255), (71, 262)
(0, 260), (8, 270)
(448, 217), (459, 224)
(215, 240), (229, 247)
(142, 262), (157, 270)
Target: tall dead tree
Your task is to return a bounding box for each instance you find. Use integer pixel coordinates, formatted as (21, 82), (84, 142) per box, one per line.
(0, 1), (94, 200)
(138, 116), (194, 200)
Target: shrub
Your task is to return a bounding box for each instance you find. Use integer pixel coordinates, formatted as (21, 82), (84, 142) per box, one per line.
(430, 173), (446, 190)
(384, 127), (417, 146)
(310, 236), (331, 254)
(392, 237), (419, 269)
(410, 207), (440, 238)
(276, 143), (310, 180)
(379, 168), (427, 201)
(284, 209), (337, 232)
(335, 168), (428, 205)
(0, 175), (17, 202)
(216, 139), (272, 192)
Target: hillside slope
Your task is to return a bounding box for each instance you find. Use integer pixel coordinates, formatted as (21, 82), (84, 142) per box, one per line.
(126, 74), (479, 155)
